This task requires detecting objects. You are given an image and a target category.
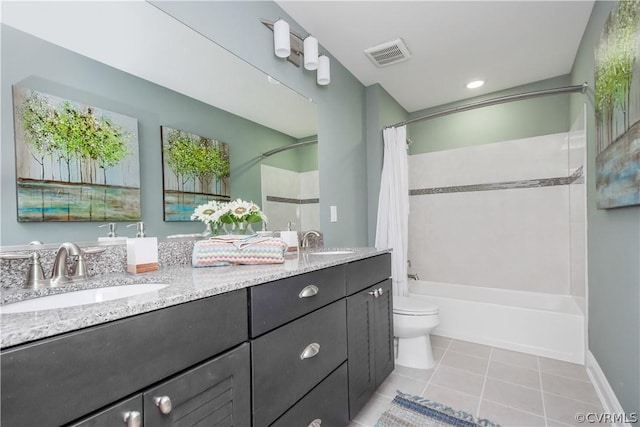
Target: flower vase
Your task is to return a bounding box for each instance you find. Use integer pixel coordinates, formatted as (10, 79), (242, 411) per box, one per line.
(208, 222), (221, 236)
(232, 221), (254, 235)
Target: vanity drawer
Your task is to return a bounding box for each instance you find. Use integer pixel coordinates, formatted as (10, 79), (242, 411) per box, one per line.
(346, 253), (391, 295)
(271, 362), (349, 427)
(252, 299), (347, 427)
(249, 264), (346, 337)
(1, 289), (248, 427)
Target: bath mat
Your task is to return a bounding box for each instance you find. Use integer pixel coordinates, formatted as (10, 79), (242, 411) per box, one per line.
(375, 392), (500, 427)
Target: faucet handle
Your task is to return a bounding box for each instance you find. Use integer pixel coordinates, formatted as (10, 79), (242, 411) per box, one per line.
(0, 252), (48, 289)
(71, 247), (106, 280)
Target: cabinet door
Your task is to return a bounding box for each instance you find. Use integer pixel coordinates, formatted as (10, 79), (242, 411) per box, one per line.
(346, 287), (376, 419)
(69, 395), (142, 427)
(373, 279), (394, 388)
(346, 279), (394, 420)
(143, 343), (250, 427)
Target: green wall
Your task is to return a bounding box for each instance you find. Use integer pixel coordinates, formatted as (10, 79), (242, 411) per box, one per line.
(153, 1), (368, 247)
(407, 75), (572, 154)
(0, 25), (306, 245)
(570, 1), (640, 412)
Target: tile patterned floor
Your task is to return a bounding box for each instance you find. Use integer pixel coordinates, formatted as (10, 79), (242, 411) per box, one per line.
(349, 336), (606, 427)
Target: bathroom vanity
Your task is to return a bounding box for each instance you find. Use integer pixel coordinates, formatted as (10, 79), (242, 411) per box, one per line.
(0, 249), (392, 427)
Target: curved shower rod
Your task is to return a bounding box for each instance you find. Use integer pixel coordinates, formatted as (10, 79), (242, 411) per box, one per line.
(386, 82), (588, 129)
(260, 139), (318, 158)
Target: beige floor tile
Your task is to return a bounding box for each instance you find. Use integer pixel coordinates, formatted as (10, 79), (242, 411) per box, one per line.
(440, 350), (489, 375)
(539, 356), (590, 382)
(431, 334), (452, 350)
(376, 371), (428, 398)
(482, 378), (544, 415)
(478, 400), (546, 426)
(449, 339), (492, 359)
(433, 346), (446, 362)
(421, 383), (480, 416)
(541, 372), (601, 405)
(430, 365), (486, 397)
(487, 360), (541, 389)
(491, 347), (539, 370)
(352, 393), (393, 426)
(393, 364), (434, 382)
(544, 393), (606, 426)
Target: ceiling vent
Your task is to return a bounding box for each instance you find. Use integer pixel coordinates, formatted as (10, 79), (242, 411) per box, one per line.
(364, 38), (411, 67)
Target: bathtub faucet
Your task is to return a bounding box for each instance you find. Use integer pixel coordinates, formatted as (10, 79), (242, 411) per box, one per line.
(408, 273), (420, 281)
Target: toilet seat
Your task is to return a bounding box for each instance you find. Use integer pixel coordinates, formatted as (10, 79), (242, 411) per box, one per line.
(393, 296), (439, 315)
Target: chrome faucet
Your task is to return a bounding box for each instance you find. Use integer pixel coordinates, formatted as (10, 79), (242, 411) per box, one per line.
(301, 230), (321, 249)
(408, 273), (420, 281)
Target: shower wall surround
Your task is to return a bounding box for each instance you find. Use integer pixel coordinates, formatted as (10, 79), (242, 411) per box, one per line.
(408, 131), (585, 295)
(260, 165), (320, 232)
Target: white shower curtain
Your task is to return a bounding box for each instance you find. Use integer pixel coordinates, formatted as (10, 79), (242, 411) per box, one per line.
(375, 125), (409, 297)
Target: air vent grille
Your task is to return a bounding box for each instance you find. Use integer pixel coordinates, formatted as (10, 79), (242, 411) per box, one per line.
(364, 38), (411, 67)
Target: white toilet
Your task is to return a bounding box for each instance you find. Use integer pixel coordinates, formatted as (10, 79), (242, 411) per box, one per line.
(393, 295), (440, 370)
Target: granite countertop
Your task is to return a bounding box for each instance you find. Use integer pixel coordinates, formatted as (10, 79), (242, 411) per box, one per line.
(0, 247), (389, 349)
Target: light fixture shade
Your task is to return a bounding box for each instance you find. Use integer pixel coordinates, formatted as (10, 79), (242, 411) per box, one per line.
(317, 55), (330, 85)
(274, 19), (290, 58)
(303, 36), (319, 70)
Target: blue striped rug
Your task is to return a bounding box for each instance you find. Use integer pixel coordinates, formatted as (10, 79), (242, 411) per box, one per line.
(375, 392), (500, 427)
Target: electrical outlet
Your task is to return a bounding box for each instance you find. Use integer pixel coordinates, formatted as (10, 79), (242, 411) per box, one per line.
(330, 205), (337, 222)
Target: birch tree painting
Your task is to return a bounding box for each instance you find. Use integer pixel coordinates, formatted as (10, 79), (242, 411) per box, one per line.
(160, 126), (230, 221)
(12, 86), (141, 221)
(595, 0), (640, 209)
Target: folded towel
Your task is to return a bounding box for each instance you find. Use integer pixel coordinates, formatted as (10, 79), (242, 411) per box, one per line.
(192, 236), (287, 267)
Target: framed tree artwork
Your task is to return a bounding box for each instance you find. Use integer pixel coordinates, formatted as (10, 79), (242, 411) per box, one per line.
(160, 126), (231, 221)
(594, 1), (640, 209)
(12, 86), (141, 222)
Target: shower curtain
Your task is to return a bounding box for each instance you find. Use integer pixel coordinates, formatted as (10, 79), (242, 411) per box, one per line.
(375, 125), (409, 297)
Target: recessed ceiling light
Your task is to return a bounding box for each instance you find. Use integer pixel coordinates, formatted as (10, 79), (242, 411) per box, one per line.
(466, 80), (484, 89)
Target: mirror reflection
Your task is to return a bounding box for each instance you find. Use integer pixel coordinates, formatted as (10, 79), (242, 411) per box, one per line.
(1, 2), (318, 247)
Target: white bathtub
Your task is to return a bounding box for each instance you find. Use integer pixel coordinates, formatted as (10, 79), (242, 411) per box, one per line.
(408, 281), (585, 363)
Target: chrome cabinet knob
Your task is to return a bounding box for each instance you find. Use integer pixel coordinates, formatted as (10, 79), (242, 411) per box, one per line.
(154, 395), (172, 415)
(123, 411), (142, 427)
(309, 419), (322, 427)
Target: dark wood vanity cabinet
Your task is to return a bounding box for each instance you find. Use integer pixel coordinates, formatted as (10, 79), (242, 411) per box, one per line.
(1, 289), (249, 427)
(1, 252), (392, 427)
(345, 254), (394, 419)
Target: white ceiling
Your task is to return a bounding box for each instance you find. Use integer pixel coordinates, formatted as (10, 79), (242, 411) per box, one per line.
(277, 1), (595, 112)
(2, 1), (317, 139)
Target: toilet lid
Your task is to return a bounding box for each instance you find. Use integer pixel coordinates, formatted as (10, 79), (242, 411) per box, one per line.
(394, 295), (439, 315)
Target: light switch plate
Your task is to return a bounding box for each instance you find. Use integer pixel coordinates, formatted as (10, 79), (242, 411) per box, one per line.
(330, 205), (337, 222)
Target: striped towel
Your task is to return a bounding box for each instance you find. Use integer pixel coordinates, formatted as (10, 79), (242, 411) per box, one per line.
(192, 236), (287, 267)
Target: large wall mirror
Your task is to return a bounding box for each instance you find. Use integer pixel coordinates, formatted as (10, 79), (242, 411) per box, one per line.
(1, 2), (318, 247)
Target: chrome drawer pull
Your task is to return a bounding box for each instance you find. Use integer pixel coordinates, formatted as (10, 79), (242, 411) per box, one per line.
(123, 411), (142, 427)
(368, 289), (378, 297)
(154, 395), (172, 415)
(300, 342), (320, 360)
(309, 419), (322, 427)
(299, 285), (319, 298)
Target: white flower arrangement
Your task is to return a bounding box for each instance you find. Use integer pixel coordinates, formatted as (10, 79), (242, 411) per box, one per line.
(192, 199), (267, 235)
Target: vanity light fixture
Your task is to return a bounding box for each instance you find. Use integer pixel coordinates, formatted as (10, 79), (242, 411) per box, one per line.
(466, 80), (485, 89)
(262, 18), (330, 86)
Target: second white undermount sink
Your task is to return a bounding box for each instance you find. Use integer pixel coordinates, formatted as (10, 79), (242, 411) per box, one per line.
(0, 283), (169, 314)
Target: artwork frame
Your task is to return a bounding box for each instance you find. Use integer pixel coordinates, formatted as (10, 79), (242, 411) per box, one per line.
(12, 85), (141, 222)
(160, 126), (231, 221)
(594, 1), (640, 209)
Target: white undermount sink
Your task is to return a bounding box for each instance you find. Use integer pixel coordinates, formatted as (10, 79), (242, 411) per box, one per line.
(309, 250), (355, 255)
(0, 283), (169, 314)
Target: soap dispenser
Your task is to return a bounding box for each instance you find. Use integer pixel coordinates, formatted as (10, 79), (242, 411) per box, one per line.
(280, 222), (299, 252)
(98, 223), (126, 242)
(126, 222), (158, 274)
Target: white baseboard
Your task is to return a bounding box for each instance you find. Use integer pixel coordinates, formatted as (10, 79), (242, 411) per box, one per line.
(585, 351), (630, 427)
